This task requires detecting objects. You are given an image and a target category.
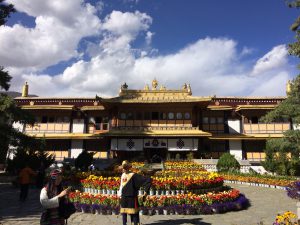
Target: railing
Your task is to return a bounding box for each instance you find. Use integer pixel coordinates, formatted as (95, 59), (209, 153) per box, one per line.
(111, 126), (198, 131)
(25, 123), (70, 133)
(116, 119), (193, 128)
(88, 123), (110, 133)
(243, 123), (290, 134)
(246, 152), (266, 161)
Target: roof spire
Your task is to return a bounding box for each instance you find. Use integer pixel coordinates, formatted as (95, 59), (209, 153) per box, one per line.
(22, 81), (28, 97)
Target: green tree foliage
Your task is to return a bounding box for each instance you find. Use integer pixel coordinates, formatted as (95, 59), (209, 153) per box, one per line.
(75, 151), (94, 171)
(216, 153), (240, 172)
(0, 2), (44, 164)
(261, 1), (300, 175)
(6, 137), (55, 173)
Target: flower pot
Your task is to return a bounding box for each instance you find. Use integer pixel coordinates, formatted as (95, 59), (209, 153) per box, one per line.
(160, 190), (165, 195)
(165, 190), (170, 195)
(139, 210), (144, 216)
(171, 190), (176, 195)
(107, 189), (112, 195)
(112, 209), (118, 215)
(155, 190), (160, 196)
(138, 190), (144, 196)
(148, 209), (153, 215)
(149, 190), (155, 196)
(181, 190), (185, 194)
(163, 209), (169, 215)
(102, 189), (107, 195)
(95, 209), (101, 215)
(107, 209), (112, 215)
(176, 190), (180, 195)
(112, 190), (116, 195)
(155, 209), (160, 215)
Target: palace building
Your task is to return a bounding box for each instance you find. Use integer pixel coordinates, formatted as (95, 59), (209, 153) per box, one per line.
(13, 79), (292, 163)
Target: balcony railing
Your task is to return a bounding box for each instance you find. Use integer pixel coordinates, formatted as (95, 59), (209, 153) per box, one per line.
(25, 123), (70, 133)
(111, 126), (198, 131)
(88, 123), (110, 133)
(243, 123), (290, 134)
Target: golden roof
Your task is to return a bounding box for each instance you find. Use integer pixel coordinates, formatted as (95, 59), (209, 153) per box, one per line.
(81, 106), (105, 111)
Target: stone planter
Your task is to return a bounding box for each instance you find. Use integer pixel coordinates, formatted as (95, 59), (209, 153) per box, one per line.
(138, 190), (144, 196)
(163, 209), (169, 215)
(149, 190), (155, 196)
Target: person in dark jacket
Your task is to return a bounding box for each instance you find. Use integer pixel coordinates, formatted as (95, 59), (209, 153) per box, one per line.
(118, 160), (151, 225)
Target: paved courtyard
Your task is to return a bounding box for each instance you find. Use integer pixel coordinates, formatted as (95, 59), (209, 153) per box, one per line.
(0, 182), (296, 225)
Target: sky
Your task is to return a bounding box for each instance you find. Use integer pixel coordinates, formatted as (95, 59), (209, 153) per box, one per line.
(1, 0), (299, 97)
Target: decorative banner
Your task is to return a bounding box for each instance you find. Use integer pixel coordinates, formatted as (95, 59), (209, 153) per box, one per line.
(168, 138), (198, 151)
(111, 138), (143, 151)
(143, 138), (167, 148)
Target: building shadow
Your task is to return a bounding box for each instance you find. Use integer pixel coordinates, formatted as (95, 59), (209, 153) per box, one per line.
(145, 218), (211, 225)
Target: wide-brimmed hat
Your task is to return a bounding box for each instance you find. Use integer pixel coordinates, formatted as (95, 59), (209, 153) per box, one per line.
(50, 169), (62, 180)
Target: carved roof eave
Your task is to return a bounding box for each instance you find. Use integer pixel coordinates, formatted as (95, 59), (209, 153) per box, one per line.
(207, 105), (233, 111)
(21, 105), (76, 110)
(209, 133), (284, 140)
(235, 105), (278, 111)
(26, 133), (107, 139)
(80, 106), (105, 111)
(100, 97), (212, 104)
(103, 129), (212, 137)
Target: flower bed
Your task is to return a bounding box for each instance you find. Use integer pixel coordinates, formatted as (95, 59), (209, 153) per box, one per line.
(222, 173), (296, 188)
(68, 188), (249, 215)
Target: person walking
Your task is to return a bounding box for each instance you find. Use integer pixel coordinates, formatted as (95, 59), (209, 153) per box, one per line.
(19, 164), (37, 202)
(40, 169), (70, 225)
(119, 160), (151, 225)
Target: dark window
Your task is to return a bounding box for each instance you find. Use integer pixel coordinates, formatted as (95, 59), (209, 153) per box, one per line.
(136, 112), (143, 120)
(251, 116), (258, 124)
(120, 112), (126, 120)
(151, 112), (159, 120)
(48, 117), (55, 123)
(102, 116), (109, 123)
(184, 112), (191, 120)
(159, 112), (166, 120)
(168, 112), (174, 120)
(202, 117), (209, 124)
(42, 116), (47, 123)
(176, 113), (182, 119)
(127, 112), (134, 120)
(144, 112), (151, 120)
(210, 117), (216, 124)
(95, 117), (102, 123)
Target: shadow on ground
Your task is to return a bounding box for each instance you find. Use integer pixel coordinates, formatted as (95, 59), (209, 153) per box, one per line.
(145, 218), (211, 225)
(0, 183), (42, 221)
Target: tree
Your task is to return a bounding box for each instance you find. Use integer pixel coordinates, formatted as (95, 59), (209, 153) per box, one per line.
(216, 153), (240, 172)
(261, 1), (300, 175)
(0, 2), (42, 165)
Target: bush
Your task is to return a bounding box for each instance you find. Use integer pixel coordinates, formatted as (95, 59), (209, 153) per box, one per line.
(175, 153), (181, 160)
(75, 151), (94, 171)
(217, 153), (240, 172)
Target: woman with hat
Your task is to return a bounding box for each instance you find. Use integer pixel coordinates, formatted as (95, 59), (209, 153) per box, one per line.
(119, 160), (151, 225)
(40, 169), (69, 225)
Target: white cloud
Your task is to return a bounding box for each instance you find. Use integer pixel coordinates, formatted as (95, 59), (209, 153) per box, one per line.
(251, 45), (288, 76)
(0, 0), (101, 69)
(4, 6), (293, 98)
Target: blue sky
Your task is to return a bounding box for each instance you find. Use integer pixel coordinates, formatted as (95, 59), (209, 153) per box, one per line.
(1, 0), (299, 97)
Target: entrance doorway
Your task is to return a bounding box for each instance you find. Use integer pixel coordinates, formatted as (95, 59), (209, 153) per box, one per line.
(144, 148), (167, 163)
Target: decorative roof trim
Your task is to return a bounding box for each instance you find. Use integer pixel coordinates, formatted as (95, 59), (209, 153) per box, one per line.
(207, 105), (233, 110)
(26, 133), (106, 139)
(235, 105), (277, 111)
(209, 133), (283, 140)
(21, 105), (75, 110)
(81, 106), (105, 111)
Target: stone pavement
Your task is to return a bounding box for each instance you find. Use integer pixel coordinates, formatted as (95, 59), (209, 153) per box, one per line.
(0, 183), (296, 225)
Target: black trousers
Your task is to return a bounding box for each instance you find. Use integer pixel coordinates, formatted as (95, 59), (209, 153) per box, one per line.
(122, 213), (140, 225)
(20, 184), (29, 201)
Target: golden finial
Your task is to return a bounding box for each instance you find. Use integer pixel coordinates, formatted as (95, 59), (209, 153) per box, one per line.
(182, 83), (187, 90)
(286, 80), (292, 95)
(22, 81), (28, 97)
(144, 84), (149, 90)
(187, 84), (192, 95)
(152, 78), (158, 90)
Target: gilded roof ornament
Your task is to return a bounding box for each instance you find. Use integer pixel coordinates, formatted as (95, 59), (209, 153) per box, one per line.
(187, 84), (192, 95)
(160, 85), (166, 90)
(182, 83), (187, 90)
(152, 78), (158, 90)
(144, 84), (149, 90)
